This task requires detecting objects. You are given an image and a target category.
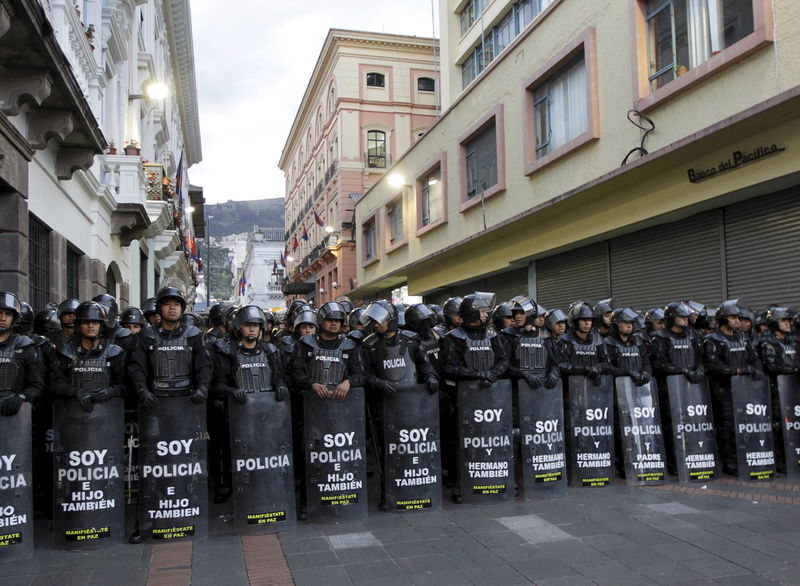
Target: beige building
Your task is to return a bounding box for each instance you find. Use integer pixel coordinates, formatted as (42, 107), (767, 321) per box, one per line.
(280, 29), (439, 304)
(353, 0), (800, 310)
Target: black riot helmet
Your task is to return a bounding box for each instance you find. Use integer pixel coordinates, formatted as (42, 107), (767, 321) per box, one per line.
(739, 307), (755, 324)
(336, 298), (354, 315)
(182, 312), (205, 329)
(536, 304), (547, 318)
(293, 307), (317, 329)
(142, 297), (158, 318)
(509, 295), (537, 326)
(544, 308), (568, 333)
(0, 292), (22, 324)
(234, 305), (266, 330)
(766, 307), (792, 332)
(430, 304), (444, 326)
(715, 299), (741, 326)
(644, 307), (665, 325)
(348, 307), (365, 330)
(57, 298), (80, 321)
(119, 307), (146, 326)
(360, 300), (397, 330)
(155, 286), (186, 312)
(317, 301), (347, 326)
(405, 303), (437, 333)
(611, 307), (638, 335)
(92, 293), (119, 326)
(663, 301), (691, 329)
(263, 310), (276, 328)
(459, 292), (495, 324)
(567, 301), (594, 327)
(443, 296), (463, 328)
(394, 303), (407, 328)
(223, 305), (238, 333)
(33, 309), (61, 336)
(16, 301), (34, 335)
(74, 301), (107, 324)
(491, 302), (514, 330)
(209, 302), (231, 327)
(593, 298), (615, 327)
(288, 299), (311, 325)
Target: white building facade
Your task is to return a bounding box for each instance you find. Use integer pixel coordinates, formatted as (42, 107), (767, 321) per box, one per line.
(237, 227), (285, 311)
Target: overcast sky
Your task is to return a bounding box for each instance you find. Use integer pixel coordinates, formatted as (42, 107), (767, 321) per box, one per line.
(188, 0), (440, 205)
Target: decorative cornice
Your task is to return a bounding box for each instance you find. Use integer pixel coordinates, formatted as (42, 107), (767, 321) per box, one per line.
(162, 0), (201, 166)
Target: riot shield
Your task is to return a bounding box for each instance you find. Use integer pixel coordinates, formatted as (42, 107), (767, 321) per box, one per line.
(52, 398), (125, 549)
(138, 399), (208, 540)
(731, 375), (775, 481)
(518, 380), (567, 498)
(666, 375), (718, 483)
(776, 374), (800, 479)
(123, 409), (139, 505)
(568, 375), (614, 487)
(229, 392), (296, 534)
(457, 379), (514, 504)
(383, 384), (441, 512)
(0, 402), (33, 562)
(615, 378), (666, 486)
(304, 386), (367, 523)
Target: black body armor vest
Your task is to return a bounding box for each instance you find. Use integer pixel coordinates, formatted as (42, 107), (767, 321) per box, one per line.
(377, 338), (417, 384)
(234, 348), (272, 392)
(305, 336), (349, 386)
(516, 332), (548, 372)
(463, 335), (494, 372)
(70, 343), (113, 393)
(148, 329), (193, 395)
(0, 337), (23, 393)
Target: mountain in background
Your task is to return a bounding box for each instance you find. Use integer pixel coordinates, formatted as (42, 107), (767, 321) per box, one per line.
(205, 198), (284, 238)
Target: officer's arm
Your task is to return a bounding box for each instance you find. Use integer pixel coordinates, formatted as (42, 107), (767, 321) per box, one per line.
(345, 345), (364, 388)
(556, 338), (575, 375)
(441, 336), (474, 379)
(291, 343), (311, 389)
(413, 339), (436, 382)
(489, 335), (509, 379)
(639, 344), (653, 375)
(747, 341), (765, 377)
(650, 337), (676, 374)
(190, 335), (212, 390)
(20, 345), (44, 402)
(127, 335), (150, 391)
(49, 354), (73, 397)
(604, 344), (627, 377)
(268, 348), (288, 390)
(545, 341), (560, 378)
(703, 338), (732, 374)
(499, 334), (523, 379)
(595, 341), (612, 375)
(107, 352), (128, 398)
(211, 351), (238, 396)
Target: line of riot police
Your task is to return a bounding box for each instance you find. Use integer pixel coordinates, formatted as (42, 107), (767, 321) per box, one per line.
(1, 284), (799, 561)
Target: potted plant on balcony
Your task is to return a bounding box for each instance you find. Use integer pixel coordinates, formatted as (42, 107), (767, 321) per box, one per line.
(105, 141), (117, 155)
(124, 140), (140, 156)
(674, 64), (688, 77)
(85, 24), (95, 49)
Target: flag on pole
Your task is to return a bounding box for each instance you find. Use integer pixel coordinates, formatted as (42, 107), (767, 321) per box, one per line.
(292, 236), (299, 251)
(175, 152), (184, 206)
(313, 210), (324, 226)
(272, 260), (278, 274)
(301, 225), (309, 241)
(279, 252), (286, 267)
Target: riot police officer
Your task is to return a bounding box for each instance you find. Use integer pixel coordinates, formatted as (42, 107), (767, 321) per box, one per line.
(207, 303), (231, 340)
(92, 294), (134, 351)
(544, 308), (568, 340)
(405, 304), (442, 374)
(704, 300), (764, 474)
(605, 308), (652, 386)
(441, 296), (463, 333)
(57, 299), (80, 339)
(491, 303), (514, 333)
(120, 307), (146, 335)
(142, 297), (160, 327)
(593, 298), (615, 337)
(0, 293), (43, 415)
(557, 301), (609, 383)
(500, 296), (560, 391)
(651, 302), (706, 383)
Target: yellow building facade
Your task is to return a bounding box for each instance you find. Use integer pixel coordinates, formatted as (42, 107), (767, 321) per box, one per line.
(352, 0), (800, 310)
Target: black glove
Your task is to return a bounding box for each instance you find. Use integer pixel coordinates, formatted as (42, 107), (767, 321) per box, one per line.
(523, 373), (541, 389)
(382, 381), (398, 399)
(0, 394), (25, 416)
(191, 386), (208, 404)
(275, 386), (289, 402)
(138, 388), (159, 409)
(752, 369), (765, 381)
(587, 366), (602, 385)
(77, 391), (94, 413)
(634, 372), (651, 387)
(90, 387), (111, 403)
(544, 372), (560, 389)
(426, 378), (439, 395)
(479, 378), (493, 389)
(485, 371), (499, 384)
(232, 388), (247, 405)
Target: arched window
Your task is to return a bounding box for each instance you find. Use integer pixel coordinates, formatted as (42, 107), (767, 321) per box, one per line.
(106, 265), (117, 297)
(366, 72), (385, 88)
(366, 130), (387, 168)
(317, 111), (323, 137)
(328, 85), (337, 113)
(417, 77), (436, 92)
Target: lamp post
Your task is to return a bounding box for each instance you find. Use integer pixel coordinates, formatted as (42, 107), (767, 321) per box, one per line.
(206, 214), (213, 307)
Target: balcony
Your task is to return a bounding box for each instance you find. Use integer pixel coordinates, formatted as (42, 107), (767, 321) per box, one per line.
(285, 160), (339, 240)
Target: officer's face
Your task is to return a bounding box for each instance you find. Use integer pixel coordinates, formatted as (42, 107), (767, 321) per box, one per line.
(322, 318), (341, 335)
(778, 318), (792, 333)
(80, 320), (102, 338)
(652, 319), (665, 331)
(297, 323), (315, 336)
(513, 312), (526, 327)
(740, 318), (752, 332)
(240, 323), (260, 340)
(577, 318), (593, 333)
(124, 323), (142, 334)
(373, 320), (389, 334)
(160, 300), (183, 322)
(148, 314), (161, 326)
(726, 316), (740, 330)
(0, 309), (14, 330)
(534, 315), (545, 327)
(603, 311), (613, 325)
(447, 313), (462, 327)
(61, 312), (75, 325)
(617, 322), (633, 335)
(478, 309), (489, 324)
(553, 321), (567, 336)
(674, 316), (689, 328)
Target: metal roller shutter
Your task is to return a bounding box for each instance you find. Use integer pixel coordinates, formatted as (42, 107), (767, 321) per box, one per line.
(609, 210), (724, 309)
(536, 242), (609, 309)
(489, 268), (529, 302)
(724, 187), (800, 308)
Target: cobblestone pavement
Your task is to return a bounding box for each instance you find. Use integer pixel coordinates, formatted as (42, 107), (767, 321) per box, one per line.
(8, 475), (800, 585)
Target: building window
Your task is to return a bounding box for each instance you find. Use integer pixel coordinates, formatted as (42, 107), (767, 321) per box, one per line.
(417, 77), (436, 92)
(366, 72), (385, 88)
(328, 85), (336, 113)
(67, 246), (81, 300)
(420, 166), (443, 227)
(106, 266), (117, 297)
(366, 130), (387, 168)
(533, 54), (587, 158)
(386, 199), (403, 245)
(465, 123), (497, 199)
(459, 0), (490, 36)
(28, 215), (50, 309)
(645, 0), (754, 91)
(363, 217), (377, 262)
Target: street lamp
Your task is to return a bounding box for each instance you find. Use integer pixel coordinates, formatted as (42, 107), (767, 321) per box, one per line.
(206, 214), (213, 306)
